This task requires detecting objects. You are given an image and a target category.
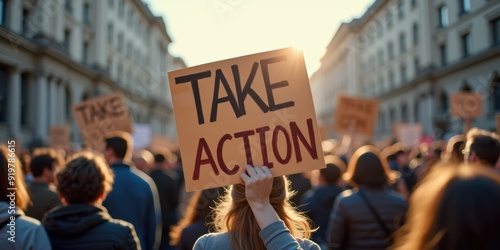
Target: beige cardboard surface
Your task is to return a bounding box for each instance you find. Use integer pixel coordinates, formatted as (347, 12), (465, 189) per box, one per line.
(394, 123), (423, 148)
(72, 92), (133, 150)
(49, 125), (71, 149)
(168, 48), (325, 191)
(450, 93), (483, 118)
(496, 113), (500, 136)
(333, 95), (379, 136)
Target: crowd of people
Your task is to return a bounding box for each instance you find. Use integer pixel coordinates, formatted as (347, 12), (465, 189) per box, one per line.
(0, 125), (500, 250)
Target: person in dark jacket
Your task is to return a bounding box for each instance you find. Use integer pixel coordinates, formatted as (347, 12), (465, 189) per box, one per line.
(25, 148), (64, 221)
(327, 145), (408, 250)
(149, 149), (179, 250)
(102, 132), (162, 250)
(43, 151), (140, 250)
(300, 155), (346, 248)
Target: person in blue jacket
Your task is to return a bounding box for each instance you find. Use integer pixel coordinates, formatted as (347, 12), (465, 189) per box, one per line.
(102, 132), (162, 250)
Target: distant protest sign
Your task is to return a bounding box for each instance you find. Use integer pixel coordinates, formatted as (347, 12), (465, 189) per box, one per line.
(168, 48), (325, 191)
(394, 123), (423, 148)
(333, 95), (379, 136)
(49, 125), (71, 149)
(132, 124), (152, 149)
(72, 92), (133, 150)
(496, 113), (500, 136)
(450, 93), (483, 118)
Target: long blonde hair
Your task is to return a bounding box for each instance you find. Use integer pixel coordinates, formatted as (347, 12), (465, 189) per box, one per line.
(0, 145), (30, 210)
(213, 175), (313, 250)
(392, 164), (500, 250)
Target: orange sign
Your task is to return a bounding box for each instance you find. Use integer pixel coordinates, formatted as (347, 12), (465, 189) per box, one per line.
(333, 95), (379, 136)
(49, 125), (71, 149)
(450, 93), (483, 118)
(72, 92), (133, 150)
(168, 48), (325, 191)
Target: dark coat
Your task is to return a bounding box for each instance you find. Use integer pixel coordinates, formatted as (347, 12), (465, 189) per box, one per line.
(43, 204), (140, 250)
(327, 187), (408, 250)
(176, 221), (209, 250)
(25, 182), (62, 221)
(300, 185), (344, 246)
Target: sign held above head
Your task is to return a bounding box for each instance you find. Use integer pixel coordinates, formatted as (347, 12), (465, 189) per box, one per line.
(450, 92), (483, 118)
(168, 48), (325, 192)
(333, 95), (379, 136)
(72, 92), (133, 150)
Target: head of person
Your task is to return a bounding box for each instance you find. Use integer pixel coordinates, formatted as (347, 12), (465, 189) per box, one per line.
(132, 149), (154, 172)
(344, 145), (398, 188)
(170, 187), (225, 246)
(444, 135), (465, 163)
(393, 164), (500, 250)
(30, 148), (65, 183)
(320, 155), (346, 186)
(56, 151), (114, 205)
(464, 128), (500, 167)
(103, 131), (133, 163)
(392, 143), (410, 168)
(152, 147), (176, 170)
(213, 175), (312, 249)
(0, 144), (30, 210)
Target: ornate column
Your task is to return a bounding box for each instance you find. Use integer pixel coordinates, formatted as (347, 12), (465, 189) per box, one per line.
(7, 67), (21, 138)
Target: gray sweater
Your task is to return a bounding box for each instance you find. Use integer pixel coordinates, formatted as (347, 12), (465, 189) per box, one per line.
(193, 220), (320, 250)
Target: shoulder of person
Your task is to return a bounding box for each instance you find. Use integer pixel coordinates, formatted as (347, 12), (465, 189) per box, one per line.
(296, 238), (321, 250)
(194, 232), (229, 250)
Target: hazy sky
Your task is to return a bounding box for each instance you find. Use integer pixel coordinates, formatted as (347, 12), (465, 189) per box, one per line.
(146, 0), (374, 76)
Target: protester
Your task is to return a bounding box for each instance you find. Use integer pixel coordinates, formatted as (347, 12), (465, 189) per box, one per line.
(149, 149), (180, 250)
(102, 132), (162, 250)
(463, 128), (500, 168)
(0, 144), (51, 249)
(132, 149), (154, 173)
(43, 151), (140, 249)
(170, 187), (225, 250)
(392, 164), (500, 249)
(327, 145), (408, 250)
(25, 148), (64, 221)
(194, 165), (320, 249)
(443, 135), (465, 164)
(300, 155), (346, 248)
(287, 173), (312, 206)
(392, 144), (418, 193)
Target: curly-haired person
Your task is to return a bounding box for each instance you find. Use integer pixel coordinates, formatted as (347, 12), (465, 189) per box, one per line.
(42, 151), (140, 250)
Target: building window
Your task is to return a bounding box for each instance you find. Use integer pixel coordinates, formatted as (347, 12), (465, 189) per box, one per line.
(388, 42), (394, 59)
(398, 0), (405, 19)
(108, 23), (113, 44)
(386, 11), (393, 29)
(82, 42), (89, 64)
(117, 64), (123, 83)
(399, 33), (406, 53)
(377, 21), (383, 37)
(413, 23), (419, 46)
(439, 5), (449, 28)
(108, 0), (114, 8)
(64, 0), (72, 13)
(20, 74), (28, 126)
(439, 44), (447, 66)
(118, 0), (124, 18)
(64, 29), (70, 50)
(0, 0), (7, 26)
(492, 17), (500, 46)
(378, 75), (384, 93)
(127, 8), (133, 26)
(411, 0), (417, 8)
(22, 9), (30, 35)
(107, 56), (112, 73)
(440, 92), (449, 114)
(459, 0), (471, 15)
(126, 42), (132, 58)
(461, 32), (471, 58)
(401, 104), (408, 122)
(389, 70), (395, 88)
(400, 64), (407, 83)
(0, 66), (7, 122)
(414, 57), (420, 74)
(378, 49), (384, 65)
(65, 86), (71, 117)
(117, 33), (123, 52)
(83, 2), (90, 25)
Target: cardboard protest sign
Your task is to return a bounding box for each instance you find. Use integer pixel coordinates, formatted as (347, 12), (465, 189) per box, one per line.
(333, 95), (379, 136)
(450, 93), (483, 118)
(168, 48), (325, 191)
(132, 124), (152, 149)
(496, 113), (500, 136)
(49, 125), (71, 149)
(72, 92), (133, 150)
(394, 123), (423, 148)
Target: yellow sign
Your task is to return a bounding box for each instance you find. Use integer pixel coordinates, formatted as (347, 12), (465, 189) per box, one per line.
(168, 48), (325, 191)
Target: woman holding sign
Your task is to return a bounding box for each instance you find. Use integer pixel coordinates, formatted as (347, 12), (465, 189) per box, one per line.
(193, 165), (320, 250)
